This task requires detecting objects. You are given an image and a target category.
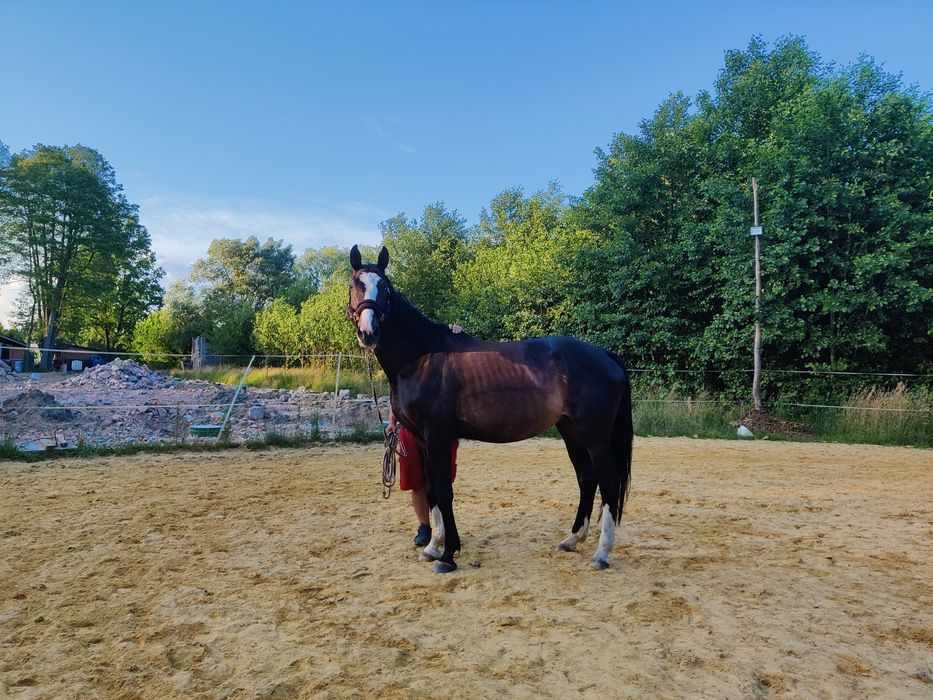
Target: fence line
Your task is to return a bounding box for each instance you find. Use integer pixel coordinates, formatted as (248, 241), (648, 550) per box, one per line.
(3, 345), (929, 378)
(772, 402), (931, 414)
(628, 367), (931, 378)
(0, 345), (367, 361)
(6, 398), (930, 414)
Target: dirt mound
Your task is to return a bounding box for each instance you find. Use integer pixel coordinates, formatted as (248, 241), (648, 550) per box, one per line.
(737, 409), (815, 437)
(0, 389), (73, 420)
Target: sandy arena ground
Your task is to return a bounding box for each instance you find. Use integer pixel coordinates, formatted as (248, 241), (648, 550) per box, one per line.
(1, 438), (931, 698)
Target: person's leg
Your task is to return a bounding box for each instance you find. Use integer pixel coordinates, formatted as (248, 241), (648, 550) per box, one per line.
(412, 487), (432, 546)
(411, 487), (430, 525)
(398, 427), (431, 546)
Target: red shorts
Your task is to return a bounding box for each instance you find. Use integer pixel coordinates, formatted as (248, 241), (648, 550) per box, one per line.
(397, 426), (458, 491)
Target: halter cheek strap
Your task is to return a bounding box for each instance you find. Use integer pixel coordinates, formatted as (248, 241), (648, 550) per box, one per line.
(346, 285), (391, 323)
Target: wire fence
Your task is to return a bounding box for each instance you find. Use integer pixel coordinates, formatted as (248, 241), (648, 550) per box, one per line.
(0, 345), (933, 449)
(1, 345), (931, 417)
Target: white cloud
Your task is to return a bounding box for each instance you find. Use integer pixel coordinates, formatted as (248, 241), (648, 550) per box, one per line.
(141, 195), (386, 285)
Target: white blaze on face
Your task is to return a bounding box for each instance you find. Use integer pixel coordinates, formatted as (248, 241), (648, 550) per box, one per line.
(357, 272), (381, 333)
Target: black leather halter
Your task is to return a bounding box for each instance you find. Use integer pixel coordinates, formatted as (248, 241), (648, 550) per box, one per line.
(346, 276), (392, 324)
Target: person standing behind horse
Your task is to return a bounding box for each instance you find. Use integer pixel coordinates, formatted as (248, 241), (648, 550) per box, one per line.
(388, 323), (463, 547)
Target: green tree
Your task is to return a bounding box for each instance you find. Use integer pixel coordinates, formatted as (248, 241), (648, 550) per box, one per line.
(253, 297), (301, 362)
(453, 185), (580, 340)
(206, 298), (255, 360)
(190, 236), (296, 309)
(61, 214), (164, 350)
(567, 36), (932, 393)
(132, 309), (174, 367)
(0, 144), (156, 367)
(380, 203), (470, 321)
(297, 277), (357, 355)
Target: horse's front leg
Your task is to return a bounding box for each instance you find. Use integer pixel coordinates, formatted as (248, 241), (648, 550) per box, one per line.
(423, 432), (460, 574)
(418, 483), (446, 562)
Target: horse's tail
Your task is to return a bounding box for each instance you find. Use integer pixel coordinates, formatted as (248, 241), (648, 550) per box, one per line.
(607, 351), (633, 524)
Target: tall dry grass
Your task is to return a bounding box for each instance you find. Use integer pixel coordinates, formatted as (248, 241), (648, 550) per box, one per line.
(172, 363), (390, 398)
(831, 384), (931, 447)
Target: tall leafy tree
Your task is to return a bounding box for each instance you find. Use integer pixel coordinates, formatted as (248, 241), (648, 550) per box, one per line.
(190, 236), (296, 309)
(567, 36), (932, 392)
(0, 144), (148, 368)
(60, 213), (164, 350)
(133, 280), (214, 367)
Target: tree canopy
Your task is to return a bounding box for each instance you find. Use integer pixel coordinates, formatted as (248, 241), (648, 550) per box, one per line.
(0, 144), (164, 362)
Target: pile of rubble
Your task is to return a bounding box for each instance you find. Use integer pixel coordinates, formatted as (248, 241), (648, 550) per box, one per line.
(69, 358), (176, 390)
(0, 357), (389, 452)
(0, 360), (17, 383)
(0, 389), (74, 420)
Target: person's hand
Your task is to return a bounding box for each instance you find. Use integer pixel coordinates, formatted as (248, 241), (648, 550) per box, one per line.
(449, 324), (463, 334)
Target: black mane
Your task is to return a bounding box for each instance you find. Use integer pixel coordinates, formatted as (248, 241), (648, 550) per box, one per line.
(366, 265), (472, 356)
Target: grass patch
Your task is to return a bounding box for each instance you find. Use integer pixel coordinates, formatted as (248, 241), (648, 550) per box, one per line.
(332, 419), (385, 443)
(172, 363), (389, 398)
(774, 384), (932, 448)
(633, 390), (746, 440)
(0, 437), (21, 460)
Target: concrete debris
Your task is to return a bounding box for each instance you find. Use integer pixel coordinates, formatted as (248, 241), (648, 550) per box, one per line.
(0, 358), (390, 451)
(70, 358), (177, 390)
(0, 389), (75, 420)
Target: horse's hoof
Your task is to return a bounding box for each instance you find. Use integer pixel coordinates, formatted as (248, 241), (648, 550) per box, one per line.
(557, 543), (577, 553)
(419, 550), (437, 562)
(591, 558), (609, 571)
(434, 560), (457, 574)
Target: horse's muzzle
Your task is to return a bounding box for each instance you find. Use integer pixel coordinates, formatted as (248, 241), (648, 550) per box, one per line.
(357, 328), (380, 349)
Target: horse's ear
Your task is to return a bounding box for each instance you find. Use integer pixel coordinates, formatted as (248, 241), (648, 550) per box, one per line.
(377, 246), (390, 271)
(350, 244), (362, 271)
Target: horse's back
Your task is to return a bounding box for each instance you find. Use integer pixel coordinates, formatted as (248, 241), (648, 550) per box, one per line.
(525, 336), (627, 384)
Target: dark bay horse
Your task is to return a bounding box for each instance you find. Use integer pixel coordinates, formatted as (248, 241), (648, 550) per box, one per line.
(347, 245), (632, 573)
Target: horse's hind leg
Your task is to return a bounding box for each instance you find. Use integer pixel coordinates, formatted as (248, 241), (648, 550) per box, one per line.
(588, 442), (622, 570)
(556, 421), (597, 553)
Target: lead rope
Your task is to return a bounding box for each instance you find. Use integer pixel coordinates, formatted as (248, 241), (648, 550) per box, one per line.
(367, 353), (406, 498)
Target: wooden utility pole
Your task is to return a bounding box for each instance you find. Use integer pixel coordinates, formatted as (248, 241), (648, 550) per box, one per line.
(751, 178), (763, 412)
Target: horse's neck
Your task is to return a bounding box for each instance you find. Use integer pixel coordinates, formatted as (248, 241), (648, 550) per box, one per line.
(375, 295), (446, 382)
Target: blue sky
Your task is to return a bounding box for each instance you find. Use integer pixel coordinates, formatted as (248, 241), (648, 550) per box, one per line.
(1, 1), (932, 323)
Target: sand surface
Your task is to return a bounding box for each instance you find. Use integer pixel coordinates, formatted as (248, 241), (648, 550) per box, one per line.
(1, 438), (931, 698)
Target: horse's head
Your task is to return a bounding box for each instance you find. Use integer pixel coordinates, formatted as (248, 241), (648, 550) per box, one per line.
(347, 244), (392, 349)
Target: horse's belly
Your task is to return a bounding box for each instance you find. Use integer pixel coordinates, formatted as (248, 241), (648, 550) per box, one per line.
(457, 388), (560, 443)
